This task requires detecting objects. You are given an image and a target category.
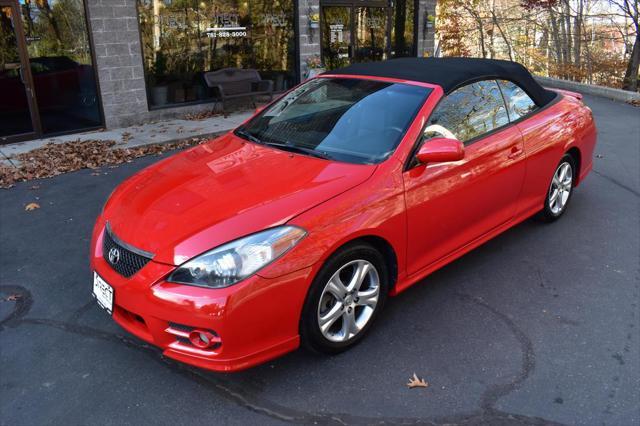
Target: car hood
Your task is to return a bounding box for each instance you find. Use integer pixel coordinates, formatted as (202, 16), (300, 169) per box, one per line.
(103, 133), (376, 265)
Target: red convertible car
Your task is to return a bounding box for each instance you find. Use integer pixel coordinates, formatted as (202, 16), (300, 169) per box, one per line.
(91, 58), (597, 372)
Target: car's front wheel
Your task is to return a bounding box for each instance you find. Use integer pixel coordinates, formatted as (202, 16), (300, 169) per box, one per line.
(300, 243), (389, 354)
(539, 154), (576, 222)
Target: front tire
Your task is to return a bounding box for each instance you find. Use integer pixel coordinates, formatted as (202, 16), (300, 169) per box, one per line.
(538, 154), (576, 222)
(300, 243), (389, 354)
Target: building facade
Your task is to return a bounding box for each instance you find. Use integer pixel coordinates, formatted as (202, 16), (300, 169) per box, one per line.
(1, 0), (436, 144)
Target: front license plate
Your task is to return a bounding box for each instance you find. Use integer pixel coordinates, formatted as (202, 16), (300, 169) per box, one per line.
(93, 272), (114, 314)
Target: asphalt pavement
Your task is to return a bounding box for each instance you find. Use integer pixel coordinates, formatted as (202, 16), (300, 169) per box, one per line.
(1, 94), (638, 426)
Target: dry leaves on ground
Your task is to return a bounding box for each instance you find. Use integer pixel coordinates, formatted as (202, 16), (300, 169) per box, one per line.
(25, 202), (40, 211)
(1, 137), (208, 189)
(407, 373), (429, 389)
(184, 110), (224, 121)
(626, 99), (640, 107)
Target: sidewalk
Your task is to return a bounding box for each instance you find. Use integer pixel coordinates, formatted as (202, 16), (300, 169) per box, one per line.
(0, 109), (253, 165)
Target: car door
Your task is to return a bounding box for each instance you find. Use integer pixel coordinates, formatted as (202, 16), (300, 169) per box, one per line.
(403, 80), (526, 276)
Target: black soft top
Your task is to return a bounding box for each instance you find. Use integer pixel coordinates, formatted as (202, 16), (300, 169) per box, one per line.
(326, 57), (556, 107)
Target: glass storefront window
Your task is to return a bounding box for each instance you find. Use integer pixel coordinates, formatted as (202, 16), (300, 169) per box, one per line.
(20, 0), (102, 134)
(392, 0), (415, 58)
(1, 0), (102, 141)
(137, 0), (297, 108)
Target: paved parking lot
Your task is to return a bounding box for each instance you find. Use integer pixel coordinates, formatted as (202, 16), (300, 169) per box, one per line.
(1, 94), (638, 425)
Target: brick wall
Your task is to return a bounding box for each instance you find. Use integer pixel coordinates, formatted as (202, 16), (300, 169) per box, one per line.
(86, 0), (148, 128)
(298, 0), (321, 79)
(417, 0), (437, 57)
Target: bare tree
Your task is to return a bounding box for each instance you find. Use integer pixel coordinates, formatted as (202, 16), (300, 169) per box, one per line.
(609, 0), (639, 91)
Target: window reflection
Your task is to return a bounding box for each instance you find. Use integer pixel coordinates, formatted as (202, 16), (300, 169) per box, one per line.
(137, 0), (296, 108)
(0, 5), (34, 138)
(425, 80), (509, 144)
(392, 0), (414, 57)
(498, 80), (537, 120)
(20, 0), (102, 134)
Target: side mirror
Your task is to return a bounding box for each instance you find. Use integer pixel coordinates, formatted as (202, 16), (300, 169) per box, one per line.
(416, 138), (464, 164)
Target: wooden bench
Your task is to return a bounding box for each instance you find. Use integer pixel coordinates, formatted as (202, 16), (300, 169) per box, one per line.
(203, 68), (274, 113)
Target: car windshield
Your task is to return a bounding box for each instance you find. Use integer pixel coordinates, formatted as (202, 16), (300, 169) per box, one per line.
(235, 78), (432, 164)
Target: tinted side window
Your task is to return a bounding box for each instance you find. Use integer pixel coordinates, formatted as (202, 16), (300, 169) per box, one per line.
(424, 80), (509, 144)
(498, 80), (537, 120)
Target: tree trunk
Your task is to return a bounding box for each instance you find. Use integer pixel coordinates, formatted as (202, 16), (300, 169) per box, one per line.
(549, 8), (563, 69)
(562, 0), (572, 67)
(573, 0), (583, 69)
(622, 30), (640, 92)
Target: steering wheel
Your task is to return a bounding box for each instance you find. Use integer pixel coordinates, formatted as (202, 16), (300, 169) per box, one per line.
(422, 124), (457, 140)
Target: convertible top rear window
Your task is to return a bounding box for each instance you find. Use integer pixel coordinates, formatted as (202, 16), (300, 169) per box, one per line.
(236, 78), (432, 164)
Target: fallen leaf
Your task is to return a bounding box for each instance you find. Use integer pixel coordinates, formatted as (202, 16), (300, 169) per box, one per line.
(407, 373), (428, 389)
(0, 137), (209, 188)
(25, 202), (40, 211)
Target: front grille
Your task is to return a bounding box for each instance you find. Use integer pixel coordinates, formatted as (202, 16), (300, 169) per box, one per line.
(102, 224), (152, 278)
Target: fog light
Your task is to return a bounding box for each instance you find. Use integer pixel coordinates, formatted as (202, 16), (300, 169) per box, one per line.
(188, 329), (217, 349)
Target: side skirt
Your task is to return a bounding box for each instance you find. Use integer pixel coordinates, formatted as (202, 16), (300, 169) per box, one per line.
(390, 205), (542, 296)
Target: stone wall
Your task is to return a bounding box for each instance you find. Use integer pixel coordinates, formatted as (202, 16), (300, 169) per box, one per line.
(298, 0), (321, 79)
(417, 0), (437, 57)
(86, 0), (149, 128)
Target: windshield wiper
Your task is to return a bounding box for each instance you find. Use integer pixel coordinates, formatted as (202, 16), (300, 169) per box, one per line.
(263, 141), (333, 160)
(236, 128), (332, 160)
(235, 128), (263, 145)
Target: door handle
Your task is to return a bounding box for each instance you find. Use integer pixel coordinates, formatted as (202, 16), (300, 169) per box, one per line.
(508, 146), (523, 160)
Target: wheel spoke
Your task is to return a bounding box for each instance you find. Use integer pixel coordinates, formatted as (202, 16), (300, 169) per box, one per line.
(554, 190), (564, 211)
(325, 276), (347, 299)
(356, 287), (379, 307)
(347, 261), (370, 292)
(558, 164), (568, 182)
(341, 310), (358, 338)
(319, 303), (343, 333)
(549, 188), (559, 204)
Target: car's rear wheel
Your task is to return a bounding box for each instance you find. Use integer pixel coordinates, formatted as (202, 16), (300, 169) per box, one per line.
(539, 154), (576, 222)
(300, 243), (389, 354)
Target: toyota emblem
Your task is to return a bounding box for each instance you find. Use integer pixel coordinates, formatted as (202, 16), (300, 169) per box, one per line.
(108, 247), (121, 264)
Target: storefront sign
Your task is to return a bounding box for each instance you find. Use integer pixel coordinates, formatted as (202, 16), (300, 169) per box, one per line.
(206, 12), (247, 38)
(366, 16), (384, 29)
(329, 23), (344, 43)
(261, 12), (287, 27)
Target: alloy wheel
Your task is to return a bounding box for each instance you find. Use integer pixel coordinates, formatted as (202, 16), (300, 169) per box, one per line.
(548, 161), (573, 215)
(317, 259), (380, 343)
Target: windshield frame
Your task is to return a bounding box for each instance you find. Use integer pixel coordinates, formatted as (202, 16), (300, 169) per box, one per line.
(234, 75), (436, 165)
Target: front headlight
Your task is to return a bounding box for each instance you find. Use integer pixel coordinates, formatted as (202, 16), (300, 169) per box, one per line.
(167, 226), (307, 288)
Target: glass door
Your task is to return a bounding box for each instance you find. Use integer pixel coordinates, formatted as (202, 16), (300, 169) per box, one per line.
(0, 0), (38, 142)
(353, 6), (388, 63)
(1, 0), (102, 144)
(19, 0), (102, 135)
(321, 6), (352, 70)
(321, 2), (390, 71)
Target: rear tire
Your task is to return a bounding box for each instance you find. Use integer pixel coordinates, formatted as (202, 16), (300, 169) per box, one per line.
(300, 242), (389, 354)
(538, 154), (576, 222)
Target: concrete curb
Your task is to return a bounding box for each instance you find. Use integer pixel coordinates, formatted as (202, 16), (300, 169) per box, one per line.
(535, 76), (640, 103)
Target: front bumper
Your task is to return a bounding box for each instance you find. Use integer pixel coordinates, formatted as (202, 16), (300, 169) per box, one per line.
(90, 223), (313, 372)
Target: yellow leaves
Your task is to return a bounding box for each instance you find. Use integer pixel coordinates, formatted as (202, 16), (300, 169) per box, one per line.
(407, 373), (429, 389)
(25, 202), (40, 211)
